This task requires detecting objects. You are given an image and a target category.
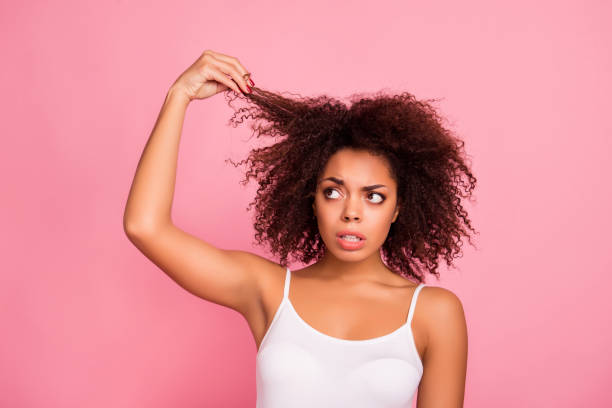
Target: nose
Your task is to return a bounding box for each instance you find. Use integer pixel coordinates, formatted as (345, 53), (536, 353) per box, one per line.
(342, 196), (362, 221)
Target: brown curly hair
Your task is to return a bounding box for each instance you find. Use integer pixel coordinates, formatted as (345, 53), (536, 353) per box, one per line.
(222, 86), (478, 283)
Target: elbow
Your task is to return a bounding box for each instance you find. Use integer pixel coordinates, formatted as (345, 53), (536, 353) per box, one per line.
(123, 217), (168, 238)
(123, 217), (152, 238)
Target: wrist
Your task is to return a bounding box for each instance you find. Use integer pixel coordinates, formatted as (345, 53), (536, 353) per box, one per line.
(166, 86), (191, 106)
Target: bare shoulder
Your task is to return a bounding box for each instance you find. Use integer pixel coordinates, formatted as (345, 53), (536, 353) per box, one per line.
(417, 285), (468, 358)
(239, 258), (287, 350)
(416, 285), (468, 406)
(225, 250), (285, 277)
(419, 285), (465, 317)
(225, 250), (287, 302)
(225, 250), (286, 322)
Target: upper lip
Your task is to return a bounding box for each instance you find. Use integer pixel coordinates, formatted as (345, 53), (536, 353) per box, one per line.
(337, 230), (366, 240)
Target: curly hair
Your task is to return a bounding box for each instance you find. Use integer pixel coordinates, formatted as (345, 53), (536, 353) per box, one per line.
(222, 86), (478, 283)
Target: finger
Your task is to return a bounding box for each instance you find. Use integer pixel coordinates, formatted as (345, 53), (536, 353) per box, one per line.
(215, 82), (230, 94)
(207, 66), (243, 95)
(205, 50), (252, 85)
(209, 57), (251, 94)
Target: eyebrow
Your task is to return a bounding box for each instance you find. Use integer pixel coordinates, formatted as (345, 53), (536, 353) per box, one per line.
(318, 176), (387, 191)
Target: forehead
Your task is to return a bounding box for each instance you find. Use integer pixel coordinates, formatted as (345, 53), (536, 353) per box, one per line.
(320, 148), (395, 184)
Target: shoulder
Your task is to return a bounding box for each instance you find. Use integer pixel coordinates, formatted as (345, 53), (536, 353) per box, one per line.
(221, 250), (286, 288)
(250, 258), (288, 302)
(419, 285), (465, 316)
(418, 285), (468, 357)
(414, 286), (468, 404)
(223, 250), (287, 305)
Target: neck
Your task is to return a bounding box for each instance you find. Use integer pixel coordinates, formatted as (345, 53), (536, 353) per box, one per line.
(313, 249), (393, 283)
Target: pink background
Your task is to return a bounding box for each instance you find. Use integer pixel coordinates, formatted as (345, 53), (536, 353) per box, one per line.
(2, 0), (610, 406)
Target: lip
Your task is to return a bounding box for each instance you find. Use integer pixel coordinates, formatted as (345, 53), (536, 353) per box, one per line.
(336, 230), (367, 251)
(336, 235), (366, 250)
(336, 230), (367, 240)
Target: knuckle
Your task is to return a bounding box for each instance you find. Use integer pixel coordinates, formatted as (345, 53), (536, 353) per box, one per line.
(200, 65), (213, 76)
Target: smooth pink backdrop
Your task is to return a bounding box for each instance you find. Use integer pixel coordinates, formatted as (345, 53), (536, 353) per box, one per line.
(2, 0), (610, 406)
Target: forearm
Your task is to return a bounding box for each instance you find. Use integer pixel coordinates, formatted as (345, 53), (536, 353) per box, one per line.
(123, 87), (190, 234)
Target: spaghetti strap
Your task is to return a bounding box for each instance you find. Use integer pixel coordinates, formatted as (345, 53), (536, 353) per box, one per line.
(256, 268), (425, 406)
(283, 267), (291, 299)
(406, 283), (426, 325)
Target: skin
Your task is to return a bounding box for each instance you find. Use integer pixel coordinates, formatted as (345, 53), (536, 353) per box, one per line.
(277, 147), (413, 342)
(310, 147), (401, 283)
(259, 147), (468, 407)
(124, 49), (467, 407)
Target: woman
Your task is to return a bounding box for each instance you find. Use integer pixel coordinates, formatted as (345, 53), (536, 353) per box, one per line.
(123, 49), (476, 407)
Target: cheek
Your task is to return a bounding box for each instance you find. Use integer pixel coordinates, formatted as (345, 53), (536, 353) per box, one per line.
(364, 207), (396, 234)
(368, 210), (392, 228)
(314, 199), (340, 229)
(315, 203), (337, 225)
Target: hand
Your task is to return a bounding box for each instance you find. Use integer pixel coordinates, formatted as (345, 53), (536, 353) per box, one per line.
(169, 49), (254, 102)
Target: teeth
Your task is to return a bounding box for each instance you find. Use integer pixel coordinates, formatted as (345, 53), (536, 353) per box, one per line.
(341, 235), (361, 241)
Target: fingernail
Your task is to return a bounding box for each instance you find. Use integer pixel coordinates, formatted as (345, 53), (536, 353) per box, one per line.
(249, 78), (255, 86)
(247, 85), (252, 93)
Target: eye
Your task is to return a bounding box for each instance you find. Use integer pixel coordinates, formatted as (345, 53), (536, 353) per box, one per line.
(367, 192), (385, 204)
(323, 187), (341, 199)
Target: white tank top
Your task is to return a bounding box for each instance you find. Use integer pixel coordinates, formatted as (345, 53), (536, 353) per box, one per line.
(256, 267), (426, 408)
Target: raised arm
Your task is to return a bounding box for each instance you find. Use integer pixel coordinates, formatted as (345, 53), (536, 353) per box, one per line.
(122, 50), (278, 318)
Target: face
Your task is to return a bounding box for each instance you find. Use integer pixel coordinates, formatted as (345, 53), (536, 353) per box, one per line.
(312, 148), (400, 262)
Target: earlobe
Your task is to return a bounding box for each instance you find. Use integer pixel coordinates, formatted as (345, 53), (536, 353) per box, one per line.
(392, 206), (399, 223)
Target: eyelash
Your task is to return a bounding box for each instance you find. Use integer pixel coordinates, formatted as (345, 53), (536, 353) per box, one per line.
(323, 187), (386, 203)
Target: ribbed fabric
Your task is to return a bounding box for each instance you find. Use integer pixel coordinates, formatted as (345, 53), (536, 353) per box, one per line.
(256, 267), (426, 408)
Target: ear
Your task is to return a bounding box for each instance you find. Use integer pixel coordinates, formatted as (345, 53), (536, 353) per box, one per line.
(391, 204), (399, 223)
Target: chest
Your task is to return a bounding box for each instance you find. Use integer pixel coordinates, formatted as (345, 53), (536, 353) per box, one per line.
(250, 275), (427, 362)
(254, 280), (425, 408)
(288, 284), (412, 340)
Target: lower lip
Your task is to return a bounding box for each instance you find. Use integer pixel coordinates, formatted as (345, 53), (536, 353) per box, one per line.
(336, 236), (366, 250)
